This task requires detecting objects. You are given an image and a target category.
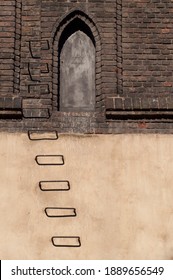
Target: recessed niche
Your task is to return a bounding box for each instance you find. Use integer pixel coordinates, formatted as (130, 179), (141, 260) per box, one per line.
(59, 18), (95, 112)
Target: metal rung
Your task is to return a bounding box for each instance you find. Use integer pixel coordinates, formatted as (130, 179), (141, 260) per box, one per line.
(35, 155), (64, 165)
(39, 181), (70, 191)
(52, 236), (81, 247)
(28, 130), (58, 140)
(45, 207), (76, 218)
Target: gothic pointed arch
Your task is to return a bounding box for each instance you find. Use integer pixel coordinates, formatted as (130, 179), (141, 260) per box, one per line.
(52, 10), (102, 112)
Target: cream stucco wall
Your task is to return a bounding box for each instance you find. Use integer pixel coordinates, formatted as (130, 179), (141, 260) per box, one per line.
(0, 132), (173, 259)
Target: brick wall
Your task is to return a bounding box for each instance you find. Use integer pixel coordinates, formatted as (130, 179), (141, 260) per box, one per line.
(107, 0), (173, 112)
(0, 0), (173, 133)
(0, 0), (21, 113)
(0, 0), (15, 97)
(21, 0), (117, 116)
(123, 0), (173, 97)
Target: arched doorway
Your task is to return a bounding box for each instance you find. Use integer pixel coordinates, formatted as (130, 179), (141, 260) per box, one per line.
(58, 18), (95, 111)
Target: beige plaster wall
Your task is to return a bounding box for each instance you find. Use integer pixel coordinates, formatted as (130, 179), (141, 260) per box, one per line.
(0, 132), (173, 260)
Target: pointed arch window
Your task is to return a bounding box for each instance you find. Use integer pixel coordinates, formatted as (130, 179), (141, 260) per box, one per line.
(58, 18), (95, 112)
(52, 10), (102, 112)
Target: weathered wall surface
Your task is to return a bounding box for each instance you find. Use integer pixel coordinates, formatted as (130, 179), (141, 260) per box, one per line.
(0, 133), (173, 260)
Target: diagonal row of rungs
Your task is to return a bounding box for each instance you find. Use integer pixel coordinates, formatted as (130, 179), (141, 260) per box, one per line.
(39, 180), (81, 247)
(28, 130), (81, 248)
